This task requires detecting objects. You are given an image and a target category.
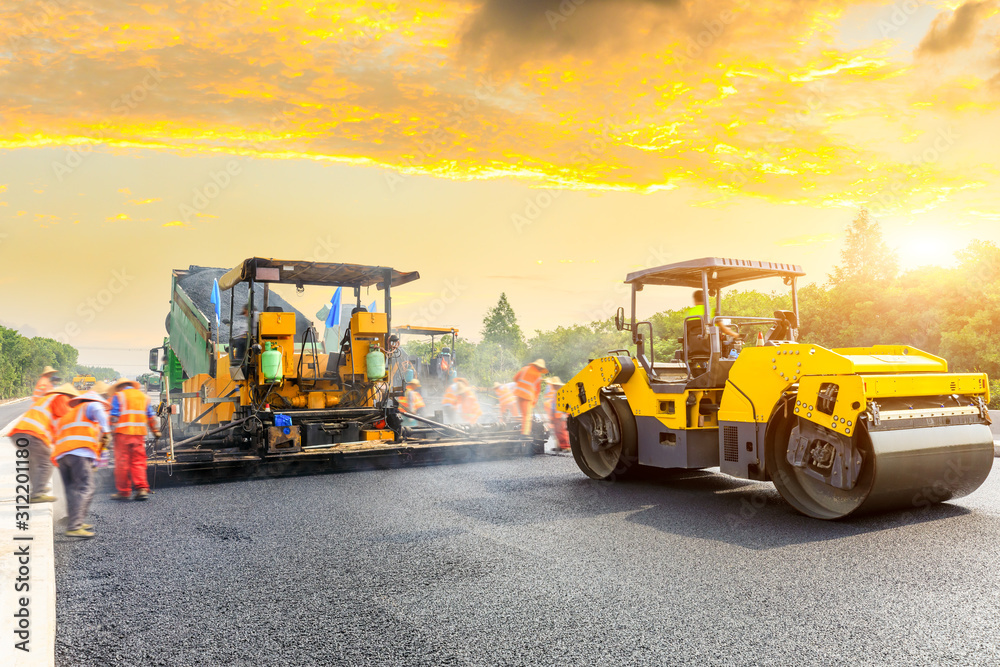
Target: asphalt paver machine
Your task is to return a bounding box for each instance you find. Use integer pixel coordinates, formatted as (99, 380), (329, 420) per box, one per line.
(148, 258), (543, 483)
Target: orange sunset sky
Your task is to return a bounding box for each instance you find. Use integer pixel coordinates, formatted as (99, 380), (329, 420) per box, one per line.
(1, 0), (999, 375)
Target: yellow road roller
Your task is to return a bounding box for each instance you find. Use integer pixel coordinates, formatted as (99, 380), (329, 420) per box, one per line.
(558, 257), (994, 519)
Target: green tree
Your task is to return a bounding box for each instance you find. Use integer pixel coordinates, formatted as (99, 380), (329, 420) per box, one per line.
(481, 293), (525, 356)
(0, 325), (80, 398)
(526, 320), (631, 381)
(831, 208), (899, 286)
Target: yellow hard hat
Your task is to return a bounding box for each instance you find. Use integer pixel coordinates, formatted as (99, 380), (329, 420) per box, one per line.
(531, 359), (548, 372)
(41, 365), (58, 376)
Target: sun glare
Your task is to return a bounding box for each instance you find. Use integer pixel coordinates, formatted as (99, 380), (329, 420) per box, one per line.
(896, 233), (959, 270)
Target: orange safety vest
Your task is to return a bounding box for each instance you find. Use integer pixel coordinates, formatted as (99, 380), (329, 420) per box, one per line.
(406, 389), (425, 412)
(460, 389), (482, 424)
(542, 385), (557, 419)
(10, 394), (70, 445)
(442, 383), (460, 407)
(33, 376), (53, 399)
(52, 404), (104, 461)
(513, 365), (544, 402)
(114, 387), (152, 435)
(496, 383), (517, 407)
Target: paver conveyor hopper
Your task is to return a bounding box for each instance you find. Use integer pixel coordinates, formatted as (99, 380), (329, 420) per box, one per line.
(147, 258), (543, 484)
(558, 257), (993, 519)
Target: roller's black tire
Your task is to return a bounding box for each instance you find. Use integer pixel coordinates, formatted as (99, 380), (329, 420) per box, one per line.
(569, 395), (639, 481)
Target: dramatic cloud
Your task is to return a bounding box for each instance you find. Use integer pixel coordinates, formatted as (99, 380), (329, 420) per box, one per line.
(459, 0), (684, 64)
(0, 0), (999, 216)
(917, 1), (996, 55)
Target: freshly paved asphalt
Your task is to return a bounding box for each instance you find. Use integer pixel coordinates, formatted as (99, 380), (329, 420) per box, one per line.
(52, 449), (1000, 666)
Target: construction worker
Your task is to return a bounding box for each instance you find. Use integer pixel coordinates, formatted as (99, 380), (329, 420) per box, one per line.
(53, 382), (112, 538)
(442, 371), (461, 423)
(33, 365), (59, 398)
(399, 379), (425, 427)
(545, 377), (570, 451)
(687, 289), (740, 339)
(512, 359), (547, 435)
(493, 381), (518, 422)
(8, 383), (79, 503)
(541, 378), (558, 429)
(454, 378), (482, 425)
(108, 378), (161, 501)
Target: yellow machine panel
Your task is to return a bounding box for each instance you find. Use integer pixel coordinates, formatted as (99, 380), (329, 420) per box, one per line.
(558, 355), (629, 417)
(259, 311), (297, 336)
(351, 312), (388, 337)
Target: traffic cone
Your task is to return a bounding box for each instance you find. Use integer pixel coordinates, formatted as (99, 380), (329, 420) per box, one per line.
(756, 331), (765, 347)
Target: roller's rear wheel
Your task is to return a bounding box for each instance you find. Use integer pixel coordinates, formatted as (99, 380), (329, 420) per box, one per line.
(569, 396), (639, 480)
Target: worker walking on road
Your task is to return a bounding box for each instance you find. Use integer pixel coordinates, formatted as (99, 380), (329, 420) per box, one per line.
(545, 377), (570, 451)
(108, 378), (160, 501)
(33, 365), (60, 399)
(8, 383), (79, 503)
(53, 383), (112, 538)
(492, 381), (518, 423)
(512, 359), (547, 435)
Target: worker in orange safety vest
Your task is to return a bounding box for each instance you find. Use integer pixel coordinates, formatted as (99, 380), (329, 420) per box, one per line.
(512, 359), (547, 435)
(454, 378), (482, 425)
(492, 381), (518, 422)
(442, 371), (461, 422)
(8, 383), (79, 503)
(399, 379), (425, 426)
(32, 365), (59, 399)
(53, 383), (112, 538)
(545, 377), (570, 451)
(108, 378), (161, 501)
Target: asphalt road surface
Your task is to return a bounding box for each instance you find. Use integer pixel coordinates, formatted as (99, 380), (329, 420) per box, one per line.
(48, 447), (1000, 666)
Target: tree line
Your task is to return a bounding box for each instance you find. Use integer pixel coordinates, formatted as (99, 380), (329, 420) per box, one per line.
(0, 326), (122, 399)
(406, 210), (1000, 407)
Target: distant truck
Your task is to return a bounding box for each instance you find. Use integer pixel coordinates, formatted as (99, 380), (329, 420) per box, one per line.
(72, 375), (96, 391)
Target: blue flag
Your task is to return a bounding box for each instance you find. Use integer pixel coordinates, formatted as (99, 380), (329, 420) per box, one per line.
(325, 287), (342, 328)
(369, 300), (377, 313)
(210, 278), (221, 326)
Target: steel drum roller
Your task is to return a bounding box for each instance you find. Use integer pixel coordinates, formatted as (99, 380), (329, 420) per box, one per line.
(772, 421), (994, 520)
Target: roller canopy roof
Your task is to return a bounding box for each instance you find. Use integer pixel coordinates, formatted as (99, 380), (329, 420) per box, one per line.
(218, 257), (420, 291)
(625, 257), (805, 289)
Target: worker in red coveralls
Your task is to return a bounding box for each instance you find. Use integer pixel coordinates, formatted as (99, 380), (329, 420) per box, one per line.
(108, 378), (160, 501)
(544, 377), (570, 451)
(512, 359), (547, 435)
(8, 383), (79, 503)
(33, 365), (59, 399)
(492, 381), (518, 423)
